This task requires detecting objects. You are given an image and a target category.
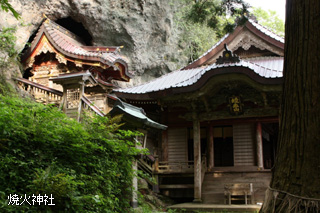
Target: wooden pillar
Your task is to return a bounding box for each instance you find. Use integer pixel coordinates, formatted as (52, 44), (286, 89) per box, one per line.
(256, 122), (264, 169)
(61, 86), (67, 113)
(161, 130), (168, 161)
(131, 160), (138, 208)
(193, 118), (202, 202)
(77, 83), (84, 122)
(153, 155), (160, 193)
(103, 94), (108, 114)
(208, 125), (214, 171)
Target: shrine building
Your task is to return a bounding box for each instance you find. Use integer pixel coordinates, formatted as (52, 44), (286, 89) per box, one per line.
(114, 19), (284, 205)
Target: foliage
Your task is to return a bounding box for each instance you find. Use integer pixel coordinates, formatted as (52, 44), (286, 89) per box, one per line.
(173, 0), (250, 63)
(252, 7), (284, 37)
(0, 94), (144, 212)
(180, 0), (250, 36)
(173, 1), (218, 63)
(178, 20), (219, 63)
(0, 0), (20, 19)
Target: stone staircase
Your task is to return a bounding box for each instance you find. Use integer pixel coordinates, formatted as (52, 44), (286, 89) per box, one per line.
(201, 170), (271, 204)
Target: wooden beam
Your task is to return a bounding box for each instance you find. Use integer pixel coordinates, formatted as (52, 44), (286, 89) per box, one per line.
(256, 122), (263, 169)
(208, 125), (214, 171)
(131, 160), (138, 208)
(161, 130), (168, 162)
(193, 115), (202, 202)
(159, 184), (194, 189)
(77, 82), (84, 122)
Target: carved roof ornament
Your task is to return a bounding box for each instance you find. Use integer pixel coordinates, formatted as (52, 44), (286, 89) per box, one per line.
(216, 44), (240, 65)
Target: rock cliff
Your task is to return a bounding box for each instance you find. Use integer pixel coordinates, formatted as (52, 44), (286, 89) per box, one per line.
(0, 0), (188, 85)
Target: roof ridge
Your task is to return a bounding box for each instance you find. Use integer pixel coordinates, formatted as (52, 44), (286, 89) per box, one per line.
(242, 59), (283, 73)
(44, 18), (86, 45)
(248, 19), (284, 43)
(117, 69), (184, 90)
(183, 33), (230, 69)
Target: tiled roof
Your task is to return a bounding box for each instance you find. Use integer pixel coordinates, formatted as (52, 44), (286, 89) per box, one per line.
(21, 18), (131, 81)
(248, 19), (284, 43)
(116, 57), (283, 94)
(109, 100), (167, 130)
(43, 19), (127, 67)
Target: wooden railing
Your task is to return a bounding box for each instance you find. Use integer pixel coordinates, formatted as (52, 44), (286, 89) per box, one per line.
(138, 155), (155, 176)
(156, 161), (194, 174)
(81, 96), (105, 117)
(16, 77), (62, 104)
(16, 77), (105, 117)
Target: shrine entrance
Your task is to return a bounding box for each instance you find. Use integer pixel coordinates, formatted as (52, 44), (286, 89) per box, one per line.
(213, 126), (234, 167)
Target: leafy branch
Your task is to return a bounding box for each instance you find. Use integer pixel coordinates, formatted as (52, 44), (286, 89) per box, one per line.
(0, 0), (20, 19)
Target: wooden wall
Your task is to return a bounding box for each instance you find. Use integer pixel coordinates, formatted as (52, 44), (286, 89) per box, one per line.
(168, 128), (187, 162)
(233, 124), (255, 166)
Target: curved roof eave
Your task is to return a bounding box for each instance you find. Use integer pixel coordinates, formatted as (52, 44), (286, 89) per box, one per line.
(115, 65), (283, 101)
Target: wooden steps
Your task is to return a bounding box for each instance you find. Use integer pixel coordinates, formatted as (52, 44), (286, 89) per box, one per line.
(201, 171), (271, 204)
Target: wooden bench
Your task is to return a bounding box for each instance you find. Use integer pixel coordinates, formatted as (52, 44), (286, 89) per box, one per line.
(224, 183), (253, 205)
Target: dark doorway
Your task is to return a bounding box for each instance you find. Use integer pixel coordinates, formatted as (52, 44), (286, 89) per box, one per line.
(213, 126), (234, 167)
(262, 123), (278, 169)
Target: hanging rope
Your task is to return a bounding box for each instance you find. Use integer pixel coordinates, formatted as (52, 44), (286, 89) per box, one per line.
(268, 187), (320, 201)
(261, 187), (320, 213)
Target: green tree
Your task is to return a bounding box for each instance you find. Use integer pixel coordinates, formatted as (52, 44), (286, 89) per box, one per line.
(180, 0), (250, 36)
(261, 0), (320, 212)
(174, 0), (250, 62)
(252, 7), (284, 37)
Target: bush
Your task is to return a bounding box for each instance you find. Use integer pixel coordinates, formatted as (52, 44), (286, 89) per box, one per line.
(0, 94), (143, 212)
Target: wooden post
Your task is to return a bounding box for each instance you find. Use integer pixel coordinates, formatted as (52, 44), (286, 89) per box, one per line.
(256, 122), (263, 169)
(193, 117), (202, 202)
(154, 155), (159, 173)
(61, 86), (67, 113)
(152, 153), (160, 192)
(161, 130), (168, 161)
(208, 125), (214, 171)
(77, 83), (84, 122)
(45, 91), (49, 104)
(103, 94), (108, 114)
(131, 160), (138, 208)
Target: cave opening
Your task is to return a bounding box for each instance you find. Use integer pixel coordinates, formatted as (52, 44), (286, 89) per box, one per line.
(55, 17), (93, 46)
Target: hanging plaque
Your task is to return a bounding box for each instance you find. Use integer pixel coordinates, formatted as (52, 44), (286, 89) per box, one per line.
(228, 95), (243, 115)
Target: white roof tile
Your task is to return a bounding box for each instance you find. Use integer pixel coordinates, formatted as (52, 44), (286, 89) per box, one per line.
(116, 57), (283, 94)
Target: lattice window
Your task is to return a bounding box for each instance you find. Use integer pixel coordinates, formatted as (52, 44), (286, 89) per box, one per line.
(67, 88), (80, 109)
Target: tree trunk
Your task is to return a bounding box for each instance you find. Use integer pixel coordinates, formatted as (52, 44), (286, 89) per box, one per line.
(261, 0), (320, 212)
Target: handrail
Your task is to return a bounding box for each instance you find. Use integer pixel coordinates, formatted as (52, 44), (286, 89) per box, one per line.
(138, 158), (153, 176)
(81, 96), (105, 117)
(16, 77), (62, 104)
(16, 77), (63, 96)
(156, 161), (194, 174)
(16, 77), (105, 117)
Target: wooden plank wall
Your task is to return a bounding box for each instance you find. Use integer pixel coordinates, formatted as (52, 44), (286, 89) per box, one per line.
(168, 128), (187, 162)
(233, 124), (255, 166)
